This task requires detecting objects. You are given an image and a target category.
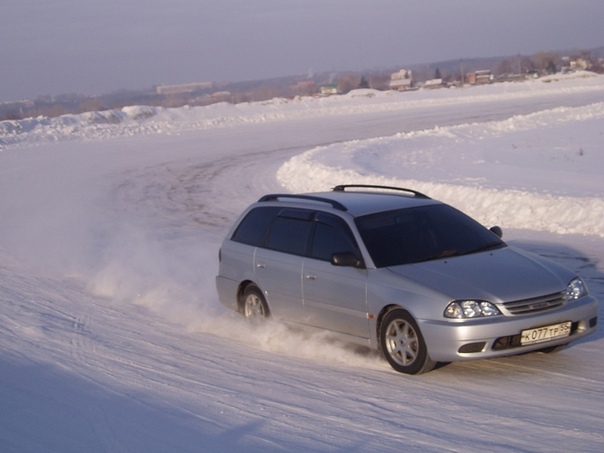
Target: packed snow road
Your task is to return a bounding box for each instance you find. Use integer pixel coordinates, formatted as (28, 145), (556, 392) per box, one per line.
(1, 75), (604, 452)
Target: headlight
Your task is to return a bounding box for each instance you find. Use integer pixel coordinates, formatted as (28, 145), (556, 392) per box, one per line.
(444, 300), (502, 319)
(565, 277), (588, 300)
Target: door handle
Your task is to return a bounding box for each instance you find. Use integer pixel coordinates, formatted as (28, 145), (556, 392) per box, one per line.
(256, 263), (266, 269)
(305, 273), (317, 280)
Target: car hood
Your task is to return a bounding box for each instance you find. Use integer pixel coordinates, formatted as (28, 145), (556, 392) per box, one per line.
(386, 246), (574, 302)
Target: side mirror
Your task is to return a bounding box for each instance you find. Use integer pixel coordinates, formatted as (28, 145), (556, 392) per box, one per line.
(490, 226), (503, 238)
(331, 252), (364, 269)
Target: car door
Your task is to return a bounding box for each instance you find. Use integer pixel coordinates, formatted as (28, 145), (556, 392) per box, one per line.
(253, 209), (312, 321)
(302, 213), (370, 338)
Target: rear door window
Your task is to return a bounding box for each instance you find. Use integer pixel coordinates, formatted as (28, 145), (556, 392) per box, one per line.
(266, 209), (313, 256)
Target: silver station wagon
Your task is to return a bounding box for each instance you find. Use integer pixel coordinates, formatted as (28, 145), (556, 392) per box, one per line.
(215, 185), (598, 374)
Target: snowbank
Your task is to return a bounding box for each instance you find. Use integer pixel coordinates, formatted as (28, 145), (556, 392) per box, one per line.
(277, 101), (604, 237)
(2, 71), (604, 149)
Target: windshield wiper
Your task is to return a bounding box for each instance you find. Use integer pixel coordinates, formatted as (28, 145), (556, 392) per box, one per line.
(415, 242), (504, 263)
(416, 249), (462, 263)
(463, 241), (504, 255)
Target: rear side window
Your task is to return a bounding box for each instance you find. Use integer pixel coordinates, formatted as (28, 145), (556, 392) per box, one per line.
(231, 207), (280, 246)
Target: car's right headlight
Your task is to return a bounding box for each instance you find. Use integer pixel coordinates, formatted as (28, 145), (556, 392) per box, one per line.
(565, 277), (588, 301)
(444, 300), (502, 319)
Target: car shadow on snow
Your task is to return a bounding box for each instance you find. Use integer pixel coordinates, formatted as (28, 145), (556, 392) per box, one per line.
(0, 356), (301, 453)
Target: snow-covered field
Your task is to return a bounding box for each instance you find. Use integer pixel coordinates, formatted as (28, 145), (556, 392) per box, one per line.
(1, 72), (603, 452)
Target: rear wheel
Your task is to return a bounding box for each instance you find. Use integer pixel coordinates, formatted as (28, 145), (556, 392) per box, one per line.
(379, 308), (436, 375)
(241, 285), (269, 322)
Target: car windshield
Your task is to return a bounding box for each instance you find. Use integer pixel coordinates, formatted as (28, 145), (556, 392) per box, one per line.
(355, 204), (505, 267)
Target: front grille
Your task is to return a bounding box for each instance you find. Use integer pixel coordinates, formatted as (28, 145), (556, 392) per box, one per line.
(503, 291), (566, 315)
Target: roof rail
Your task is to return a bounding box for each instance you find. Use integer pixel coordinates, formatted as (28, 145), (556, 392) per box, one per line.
(332, 184), (430, 199)
(258, 194), (348, 211)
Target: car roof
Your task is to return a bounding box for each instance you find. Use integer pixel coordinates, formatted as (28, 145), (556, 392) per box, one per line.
(258, 185), (441, 218)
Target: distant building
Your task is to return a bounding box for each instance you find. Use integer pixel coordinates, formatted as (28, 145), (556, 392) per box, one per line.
(466, 70), (493, 85)
(320, 85), (340, 96)
(423, 79), (444, 89)
(389, 69), (413, 91)
(156, 82), (213, 95)
(293, 80), (316, 96)
(496, 73), (528, 83)
(569, 58), (591, 71)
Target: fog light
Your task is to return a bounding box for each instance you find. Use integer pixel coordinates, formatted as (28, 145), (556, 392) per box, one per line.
(458, 342), (486, 353)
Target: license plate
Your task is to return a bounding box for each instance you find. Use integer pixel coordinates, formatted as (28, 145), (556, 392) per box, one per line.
(521, 321), (571, 345)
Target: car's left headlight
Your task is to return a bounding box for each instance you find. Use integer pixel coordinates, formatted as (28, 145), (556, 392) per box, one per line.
(565, 277), (588, 301)
(444, 300), (502, 319)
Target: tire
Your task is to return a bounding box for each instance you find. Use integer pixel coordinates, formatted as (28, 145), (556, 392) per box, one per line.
(379, 308), (436, 375)
(241, 285), (270, 322)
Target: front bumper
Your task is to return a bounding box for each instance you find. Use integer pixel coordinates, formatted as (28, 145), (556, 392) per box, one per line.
(419, 294), (598, 362)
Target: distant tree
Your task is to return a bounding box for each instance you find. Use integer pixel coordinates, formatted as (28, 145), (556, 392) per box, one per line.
(368, 73), (391, 90)
(336, 73), (361, 93)
(358, 76), (369, 89)
(495, 59), (514, 76)
(434, 67), (442, 79)
(1, 109), (23, 121)
(532, 51), (559, 74)
(592, 58), (604, 74)
(516, 55), (535, 74)
(78, 97), (105, 113)
(249, 85), (282, 102)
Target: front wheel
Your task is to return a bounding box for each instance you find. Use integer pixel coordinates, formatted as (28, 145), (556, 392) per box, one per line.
(241, 285), (270, 322)
(379, 308), (436, 375)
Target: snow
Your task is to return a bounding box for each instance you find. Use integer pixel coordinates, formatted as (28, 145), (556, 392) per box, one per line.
(1, 71), (604, 452)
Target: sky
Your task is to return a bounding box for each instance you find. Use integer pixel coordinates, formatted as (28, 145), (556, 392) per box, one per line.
(1, 0), (604, 102)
